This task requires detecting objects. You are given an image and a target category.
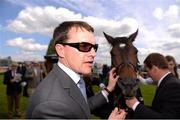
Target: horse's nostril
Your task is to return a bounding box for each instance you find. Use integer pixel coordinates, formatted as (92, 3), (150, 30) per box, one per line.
(117, 78), (139, 97)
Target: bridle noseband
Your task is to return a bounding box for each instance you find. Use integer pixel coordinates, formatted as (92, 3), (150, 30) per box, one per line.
(115, 44), (139, 74)
(116, 61), (138, 74)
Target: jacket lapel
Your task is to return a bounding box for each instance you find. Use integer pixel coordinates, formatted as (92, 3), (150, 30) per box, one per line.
(152, 73), (173, 107)
(53, 64), (91, 118)
(69, 83), (91, 118)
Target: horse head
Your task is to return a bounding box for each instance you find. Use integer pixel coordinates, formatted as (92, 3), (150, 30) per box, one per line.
(103, 29), (139, 99)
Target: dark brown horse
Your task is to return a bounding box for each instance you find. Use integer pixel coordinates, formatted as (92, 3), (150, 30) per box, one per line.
(104, 30), (139, 98)
(103, 30), (143, 117)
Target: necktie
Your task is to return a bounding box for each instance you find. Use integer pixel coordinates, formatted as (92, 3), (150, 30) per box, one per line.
(12, 70), (15, 77)
(78, 79), (87, 102)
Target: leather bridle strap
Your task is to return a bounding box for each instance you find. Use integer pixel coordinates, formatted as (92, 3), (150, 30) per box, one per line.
(116, 62), (138, 73)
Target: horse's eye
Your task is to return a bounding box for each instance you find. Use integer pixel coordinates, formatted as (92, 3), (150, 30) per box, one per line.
(119, 43), (126, 48)
(110, 51), (114, 56)
(110, 52), (115, 56)
(135, 49), (138, 54)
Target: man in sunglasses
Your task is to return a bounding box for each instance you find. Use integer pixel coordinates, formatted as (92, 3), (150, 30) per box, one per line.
(26, 21), (127, 119)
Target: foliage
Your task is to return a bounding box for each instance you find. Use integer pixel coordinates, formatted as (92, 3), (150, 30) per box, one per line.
(46, 39), (56, 55)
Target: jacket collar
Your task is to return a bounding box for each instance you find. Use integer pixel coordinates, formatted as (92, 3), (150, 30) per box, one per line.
(52, 64), (91, 118)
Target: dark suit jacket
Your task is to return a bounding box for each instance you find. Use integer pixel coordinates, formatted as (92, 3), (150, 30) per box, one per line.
(133, 73), (180, 119)
(3, 70), (22, 95)
(26, 64), (107, 119)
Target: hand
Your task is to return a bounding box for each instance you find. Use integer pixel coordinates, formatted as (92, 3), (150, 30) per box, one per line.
(11, 74), (22, 83)
(108, 107), (127, 120)
(106, 67), (119, 92)
(126, 97), (138, 109)
(10, 78), (16, 83)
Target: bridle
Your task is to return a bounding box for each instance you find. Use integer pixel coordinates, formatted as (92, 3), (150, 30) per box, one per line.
(116, 61), (138, 74)
(103, 30), (140, 110)
(114, 61), (140, 109)
(114, 45), (139, 74)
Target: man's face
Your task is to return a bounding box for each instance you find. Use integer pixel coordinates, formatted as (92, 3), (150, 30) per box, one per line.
(11, 65), (17, 71)
(144, 65), (156, 81)
(60, 27), (97, 75)
(167, 61), (175, 72)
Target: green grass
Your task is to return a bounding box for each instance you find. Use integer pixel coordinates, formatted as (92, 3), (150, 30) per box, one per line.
(0, 73), (155, 119)
(0, 74), (6, 118)
(140, 84), (156, 106)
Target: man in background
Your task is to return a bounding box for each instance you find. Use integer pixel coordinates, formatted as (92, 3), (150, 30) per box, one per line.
(3, 63), (22, 118)
(126, 53), (180, 119)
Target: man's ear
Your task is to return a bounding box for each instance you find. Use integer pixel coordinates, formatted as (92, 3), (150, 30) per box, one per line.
(152, 65), (158, 73)
(55, 44), (65, 58)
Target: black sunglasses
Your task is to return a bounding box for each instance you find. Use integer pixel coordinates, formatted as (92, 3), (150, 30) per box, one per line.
(57, 42), (98, 52)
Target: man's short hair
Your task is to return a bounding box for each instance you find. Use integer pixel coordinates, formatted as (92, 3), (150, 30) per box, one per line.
(144, 53), (168, 69)
(11, 62), (18, 67)
(53, 21), (94, 46)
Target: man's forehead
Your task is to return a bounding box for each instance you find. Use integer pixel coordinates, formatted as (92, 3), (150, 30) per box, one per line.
(68, 27), (94, 42)
(70, 26), (86, 32)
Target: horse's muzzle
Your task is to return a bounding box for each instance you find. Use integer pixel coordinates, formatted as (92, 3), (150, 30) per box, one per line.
(117, 78), (139, 98)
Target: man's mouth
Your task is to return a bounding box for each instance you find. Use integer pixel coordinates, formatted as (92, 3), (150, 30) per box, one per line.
(85, 61), (94, 65)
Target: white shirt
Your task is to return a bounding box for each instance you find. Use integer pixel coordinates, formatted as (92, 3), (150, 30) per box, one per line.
(58, 62), (80, 85)
(137, 75), (153, 85)
(57, 62), (109, 102)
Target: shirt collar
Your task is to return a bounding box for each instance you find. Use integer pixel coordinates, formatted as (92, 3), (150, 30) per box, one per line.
(57, 62), (80, 84)
(157, 72), (171, 87)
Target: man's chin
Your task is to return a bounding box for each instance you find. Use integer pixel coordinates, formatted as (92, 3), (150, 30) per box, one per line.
(82, 70), (91, 75)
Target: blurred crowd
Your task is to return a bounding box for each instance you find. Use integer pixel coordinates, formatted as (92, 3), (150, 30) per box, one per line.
(3, 61), (46, 118)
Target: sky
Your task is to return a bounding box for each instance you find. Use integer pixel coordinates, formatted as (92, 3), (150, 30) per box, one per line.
(0, 0), (180, 65)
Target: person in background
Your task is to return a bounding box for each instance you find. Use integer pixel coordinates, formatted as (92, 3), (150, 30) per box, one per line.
(138, 55), (180, 85)
(137, 72), (153, 85)
(102, 64), (110, 84)
(26, 21), (127, 119)
(40, 62), (47, 79)
(17, 62), (28, 97)
(126, 53), (180, 119)
(26, 62), (42, 96)
(3, 63), (22, 118)
(24, 62), (35, 97)
(17, 62), (26, 80)
(165, 55), (179, 79)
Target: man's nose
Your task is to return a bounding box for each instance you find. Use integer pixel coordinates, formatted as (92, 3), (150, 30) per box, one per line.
(90, 47), (96, 57)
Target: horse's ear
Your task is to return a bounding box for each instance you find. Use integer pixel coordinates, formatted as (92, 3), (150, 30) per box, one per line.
(128, 29), (138, 42)
(103, 32), (114, 44)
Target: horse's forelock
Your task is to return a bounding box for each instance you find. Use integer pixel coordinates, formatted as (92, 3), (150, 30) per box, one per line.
(114, 37), (128, 45)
